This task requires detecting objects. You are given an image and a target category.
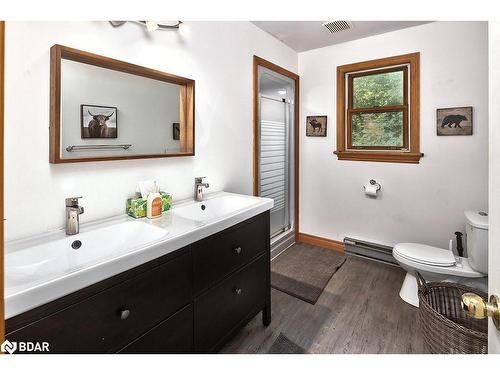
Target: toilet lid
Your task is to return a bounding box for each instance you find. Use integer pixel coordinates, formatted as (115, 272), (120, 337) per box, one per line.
(393, 243), (456, 267)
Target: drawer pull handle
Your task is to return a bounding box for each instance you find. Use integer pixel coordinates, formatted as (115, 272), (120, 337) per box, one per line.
(233, 287), (242, 296)
(119, 309), (131, 320)
(233, 246), (242, 255)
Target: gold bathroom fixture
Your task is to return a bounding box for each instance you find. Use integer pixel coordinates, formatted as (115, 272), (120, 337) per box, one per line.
(461, 293), (500, 330)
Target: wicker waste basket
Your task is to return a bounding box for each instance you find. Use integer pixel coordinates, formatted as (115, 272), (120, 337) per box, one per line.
(416, 272), (488, 354)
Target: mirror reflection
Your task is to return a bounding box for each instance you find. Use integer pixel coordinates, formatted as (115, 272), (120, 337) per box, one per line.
(60, 59), (182, 158)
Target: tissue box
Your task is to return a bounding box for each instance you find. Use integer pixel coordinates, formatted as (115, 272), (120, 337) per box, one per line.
(160, 192), (173, 212)
(126, 192), (172, 218)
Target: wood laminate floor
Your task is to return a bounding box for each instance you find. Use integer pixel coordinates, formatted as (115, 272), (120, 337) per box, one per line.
(221, 244), (428, 354)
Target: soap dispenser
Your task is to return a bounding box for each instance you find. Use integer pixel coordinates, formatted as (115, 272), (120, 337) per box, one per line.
(146, 182), (162, 219)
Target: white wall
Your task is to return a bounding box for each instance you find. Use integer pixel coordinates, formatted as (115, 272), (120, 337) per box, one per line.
(299, 22), (488, 250)
(4, 21), (297, 241)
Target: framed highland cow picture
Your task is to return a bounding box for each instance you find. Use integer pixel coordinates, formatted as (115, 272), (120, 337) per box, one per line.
(81, 104), (118, 139)
(437, 106), (473, 136)
(306, 115), (327, 137)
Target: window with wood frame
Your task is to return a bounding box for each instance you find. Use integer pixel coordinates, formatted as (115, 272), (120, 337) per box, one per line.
(335, 53), (422, 163)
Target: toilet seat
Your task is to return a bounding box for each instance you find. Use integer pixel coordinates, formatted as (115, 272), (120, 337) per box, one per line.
(393, 243), (456, 267)
(393, 243), (485, 278)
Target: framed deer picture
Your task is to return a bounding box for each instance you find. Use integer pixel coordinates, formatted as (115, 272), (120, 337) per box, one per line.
(306, 115), (327, 137)
(81, 104), (118, 138)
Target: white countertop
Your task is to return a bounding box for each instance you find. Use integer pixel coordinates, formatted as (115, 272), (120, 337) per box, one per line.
(4, 191), (273, 319)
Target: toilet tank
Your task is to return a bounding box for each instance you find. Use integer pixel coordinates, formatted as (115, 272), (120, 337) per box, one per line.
(465, 210), (488, 274)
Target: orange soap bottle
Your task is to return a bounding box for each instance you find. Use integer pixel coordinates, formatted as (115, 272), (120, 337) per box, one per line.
(147, 192), (162, 219)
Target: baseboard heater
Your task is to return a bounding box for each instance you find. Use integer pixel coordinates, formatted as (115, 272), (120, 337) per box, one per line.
(343, 237), (398, 266)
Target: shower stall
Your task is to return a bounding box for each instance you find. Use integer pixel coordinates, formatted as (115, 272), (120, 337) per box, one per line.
(256, 66), (296, 254)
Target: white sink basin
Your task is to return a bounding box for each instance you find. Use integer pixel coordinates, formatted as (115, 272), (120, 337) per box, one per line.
(4, 191), (273, 319)
(6, 221), (168, 290)
(173, 194), (260, 222)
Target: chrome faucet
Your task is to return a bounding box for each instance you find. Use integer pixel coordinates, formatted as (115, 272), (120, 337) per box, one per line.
(65, 196), (84, 235)
(194, 177), (209, 201)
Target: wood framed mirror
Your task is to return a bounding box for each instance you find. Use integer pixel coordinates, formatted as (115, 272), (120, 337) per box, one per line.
(49, 44), (195, 163)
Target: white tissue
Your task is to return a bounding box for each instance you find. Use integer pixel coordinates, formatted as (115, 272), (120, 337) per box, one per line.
(364, 184), (378, 197)
(137, 180), (159, 198)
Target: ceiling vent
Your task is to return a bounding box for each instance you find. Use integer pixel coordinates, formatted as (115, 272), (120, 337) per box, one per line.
(322, 21), (353, 34)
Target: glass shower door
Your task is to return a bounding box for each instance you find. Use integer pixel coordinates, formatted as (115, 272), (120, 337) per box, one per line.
(259, 95), (290, 237)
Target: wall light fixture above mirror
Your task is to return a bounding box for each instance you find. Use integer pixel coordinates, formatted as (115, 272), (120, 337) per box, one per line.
(49, 44), (195, 163)
(108, 21), (183, 31)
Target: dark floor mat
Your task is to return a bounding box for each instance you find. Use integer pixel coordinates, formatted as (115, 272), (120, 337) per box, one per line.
(268, 333), (307, 354)
(271, 243), (346, 304)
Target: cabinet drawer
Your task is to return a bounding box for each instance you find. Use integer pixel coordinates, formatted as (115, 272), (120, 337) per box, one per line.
(7, 251), (192, 353)
(119, 304), (193, 354)
(194, 255), (267, 352)
(193, 213), (268, 294)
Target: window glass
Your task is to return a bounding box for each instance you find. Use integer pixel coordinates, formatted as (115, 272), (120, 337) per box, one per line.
(352, 70), (404, 108)
(351, 111), (404, 148)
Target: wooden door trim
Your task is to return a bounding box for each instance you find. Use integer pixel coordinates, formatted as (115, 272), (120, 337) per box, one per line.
(253, 56), (300, 237)
(1, 20), (5, 345)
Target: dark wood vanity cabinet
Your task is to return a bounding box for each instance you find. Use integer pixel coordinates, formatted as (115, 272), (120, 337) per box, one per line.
(7, 252), (193, 353)
(119, 304), (194, 354)
(6, 211), (271, 354)
(194, 255), (268, 352)
(193, 213), (268, 295)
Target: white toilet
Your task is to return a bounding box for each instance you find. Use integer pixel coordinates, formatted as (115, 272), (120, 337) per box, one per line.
(393, 211), (488, 307)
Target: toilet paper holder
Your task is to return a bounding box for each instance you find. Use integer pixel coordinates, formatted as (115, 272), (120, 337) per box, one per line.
(364, 179), (381, 192)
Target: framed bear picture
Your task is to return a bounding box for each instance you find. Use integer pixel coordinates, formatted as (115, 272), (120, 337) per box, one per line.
(436, 106), (473, 136)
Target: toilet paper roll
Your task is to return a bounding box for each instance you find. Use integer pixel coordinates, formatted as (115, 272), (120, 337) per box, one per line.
(364, 184), (378, 197)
